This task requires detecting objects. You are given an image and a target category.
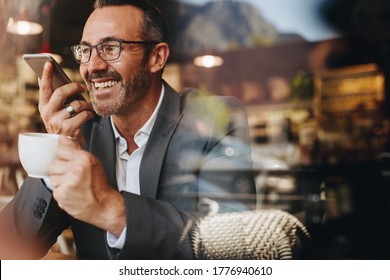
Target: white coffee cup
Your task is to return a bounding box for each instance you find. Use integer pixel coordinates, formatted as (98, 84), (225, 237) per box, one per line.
(18, 132), (60, 178)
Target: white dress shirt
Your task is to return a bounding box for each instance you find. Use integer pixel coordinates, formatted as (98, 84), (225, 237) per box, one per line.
(106, 85), (165, 249)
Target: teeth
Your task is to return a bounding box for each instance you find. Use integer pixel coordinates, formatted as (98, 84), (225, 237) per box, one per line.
(94, 80), (118, 89)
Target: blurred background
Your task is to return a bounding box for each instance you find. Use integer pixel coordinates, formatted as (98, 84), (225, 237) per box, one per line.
(1, 0), (390, 259)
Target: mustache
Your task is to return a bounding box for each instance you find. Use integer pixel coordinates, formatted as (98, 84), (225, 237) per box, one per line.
(86, 70), (122, 82)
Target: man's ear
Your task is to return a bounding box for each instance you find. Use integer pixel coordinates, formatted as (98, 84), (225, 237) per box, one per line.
(149, 42), (170, 73)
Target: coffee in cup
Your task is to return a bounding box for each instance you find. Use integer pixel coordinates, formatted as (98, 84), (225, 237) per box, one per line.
(18, 133), (59, 178)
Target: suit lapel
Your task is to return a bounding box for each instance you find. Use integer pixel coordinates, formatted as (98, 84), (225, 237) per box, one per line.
(90, 117), (118, 189)
(87, 83), (182, 196)
(139, 83), (182, 198)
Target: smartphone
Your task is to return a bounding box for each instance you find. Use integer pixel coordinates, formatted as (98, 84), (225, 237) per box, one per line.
(23, 53), (84, 102)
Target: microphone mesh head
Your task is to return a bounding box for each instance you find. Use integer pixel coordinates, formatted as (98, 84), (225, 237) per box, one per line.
(191, 209), (310, 259)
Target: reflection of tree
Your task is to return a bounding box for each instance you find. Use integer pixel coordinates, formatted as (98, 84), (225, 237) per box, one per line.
(192, 86), (230, 136)
(290, 70), (314, 103)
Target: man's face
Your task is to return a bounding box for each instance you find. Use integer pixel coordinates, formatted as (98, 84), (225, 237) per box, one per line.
(80, 6), (151, 116)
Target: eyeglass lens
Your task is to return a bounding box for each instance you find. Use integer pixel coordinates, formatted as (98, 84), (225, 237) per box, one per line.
(72, 41), (122, 63)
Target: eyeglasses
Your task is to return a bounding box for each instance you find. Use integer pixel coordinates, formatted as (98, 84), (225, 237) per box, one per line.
(70, 39), (160, 64)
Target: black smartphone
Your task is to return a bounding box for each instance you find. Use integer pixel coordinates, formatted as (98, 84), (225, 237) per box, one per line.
(23, 53), (84, 102)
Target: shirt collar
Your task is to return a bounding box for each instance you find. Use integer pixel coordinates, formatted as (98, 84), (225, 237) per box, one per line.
(111, 84), (165, 141)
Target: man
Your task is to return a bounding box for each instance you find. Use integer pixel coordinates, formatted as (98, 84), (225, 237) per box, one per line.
(0, 0), (255, 259)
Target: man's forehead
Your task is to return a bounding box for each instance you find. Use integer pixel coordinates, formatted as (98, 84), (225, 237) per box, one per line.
(82, 6), (143, 42)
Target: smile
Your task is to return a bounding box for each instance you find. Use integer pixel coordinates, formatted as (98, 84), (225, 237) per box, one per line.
(93, 80), (119, 90)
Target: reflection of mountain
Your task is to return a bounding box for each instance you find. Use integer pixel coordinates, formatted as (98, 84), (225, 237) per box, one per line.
(162, 0), (304, 57)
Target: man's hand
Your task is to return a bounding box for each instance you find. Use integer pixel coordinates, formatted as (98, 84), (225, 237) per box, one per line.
(38, 62), (93, 143)
(48, 136), (126, 237)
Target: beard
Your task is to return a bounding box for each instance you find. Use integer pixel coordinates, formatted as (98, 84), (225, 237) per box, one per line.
(87, 65), (151, 116)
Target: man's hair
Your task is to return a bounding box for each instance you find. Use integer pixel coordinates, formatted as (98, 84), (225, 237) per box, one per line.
(93, 0), (166, 43)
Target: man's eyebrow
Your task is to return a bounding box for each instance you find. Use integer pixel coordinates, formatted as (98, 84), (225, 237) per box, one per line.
(79, 37), (124, 45)
(79, 40), (90, 45)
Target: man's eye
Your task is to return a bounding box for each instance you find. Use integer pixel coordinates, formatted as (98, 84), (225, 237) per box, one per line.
(102, 45), (119, 53)
(81, 47), (90, 54)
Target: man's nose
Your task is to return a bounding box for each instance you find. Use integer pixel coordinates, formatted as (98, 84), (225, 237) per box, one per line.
(87, 49), (108, 73)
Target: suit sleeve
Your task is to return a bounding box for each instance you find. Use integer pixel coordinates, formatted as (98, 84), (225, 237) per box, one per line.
(0, 177), (70, 259)
(110, 192), (193, 259)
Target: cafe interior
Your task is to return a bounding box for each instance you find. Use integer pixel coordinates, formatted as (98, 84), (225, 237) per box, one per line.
(1, 0), (390, 259)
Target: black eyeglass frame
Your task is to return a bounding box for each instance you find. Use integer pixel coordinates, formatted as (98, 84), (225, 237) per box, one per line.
(70, 39), (160, 64)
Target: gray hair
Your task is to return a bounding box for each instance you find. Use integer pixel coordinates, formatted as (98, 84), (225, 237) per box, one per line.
(93, 0), (166, 42)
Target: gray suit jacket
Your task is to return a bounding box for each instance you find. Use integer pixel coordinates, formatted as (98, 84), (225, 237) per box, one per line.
(0, 82), (255, 259)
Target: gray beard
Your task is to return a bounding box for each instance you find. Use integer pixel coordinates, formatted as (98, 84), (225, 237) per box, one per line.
(90, 66), (151, 117)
